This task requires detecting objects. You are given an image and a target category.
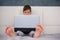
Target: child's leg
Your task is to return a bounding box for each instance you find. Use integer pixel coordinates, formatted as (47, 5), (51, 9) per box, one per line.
(16, 31), (24, 36)
(33, 24), (43, 38)
(5, 25), (16, 37)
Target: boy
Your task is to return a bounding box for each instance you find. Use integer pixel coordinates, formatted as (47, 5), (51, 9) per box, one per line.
(5, 5), (43, 38)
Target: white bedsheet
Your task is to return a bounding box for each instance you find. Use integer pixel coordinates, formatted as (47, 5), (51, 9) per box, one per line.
(0, 34), (60, 40)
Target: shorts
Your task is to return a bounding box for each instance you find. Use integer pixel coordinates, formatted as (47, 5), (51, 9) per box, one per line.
(14, 28), (35, 37)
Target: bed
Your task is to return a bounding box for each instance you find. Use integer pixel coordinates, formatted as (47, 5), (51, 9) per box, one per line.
(0, 34), (60, 40)
(0, 15), (60, 40)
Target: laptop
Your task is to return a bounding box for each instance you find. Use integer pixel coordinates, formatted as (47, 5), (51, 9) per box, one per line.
(14, 15), (40, 33)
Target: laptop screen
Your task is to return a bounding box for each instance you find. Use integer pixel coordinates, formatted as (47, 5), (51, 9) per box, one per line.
(14, 15), (40, 28)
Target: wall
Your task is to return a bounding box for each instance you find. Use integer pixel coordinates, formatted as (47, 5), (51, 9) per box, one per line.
(0, 0), (60, 6)
(0, 6), (60, 34)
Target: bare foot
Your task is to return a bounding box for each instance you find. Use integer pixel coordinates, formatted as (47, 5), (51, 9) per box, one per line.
(33, 24), (43, 38)
(5, 25), (16, 37)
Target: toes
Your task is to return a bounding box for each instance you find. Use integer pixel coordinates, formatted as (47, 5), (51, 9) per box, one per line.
(36, 26), (43, 32)
(5, 25), (13, 35)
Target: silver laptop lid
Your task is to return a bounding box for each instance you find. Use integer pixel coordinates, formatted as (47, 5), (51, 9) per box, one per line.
(14, 15), (40, 28)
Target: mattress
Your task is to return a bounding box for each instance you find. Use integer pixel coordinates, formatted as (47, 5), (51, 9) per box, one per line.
(0, 34), (60, 40)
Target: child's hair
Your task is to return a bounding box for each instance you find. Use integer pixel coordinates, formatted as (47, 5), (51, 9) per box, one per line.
(23, 5), (31, 12)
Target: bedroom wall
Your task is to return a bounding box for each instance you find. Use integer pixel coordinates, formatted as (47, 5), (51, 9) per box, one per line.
(0, 6), (60, 34)
(0, 0), (60, 6)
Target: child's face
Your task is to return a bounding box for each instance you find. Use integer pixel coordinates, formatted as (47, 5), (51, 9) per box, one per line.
(23, 10), (31, 15)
